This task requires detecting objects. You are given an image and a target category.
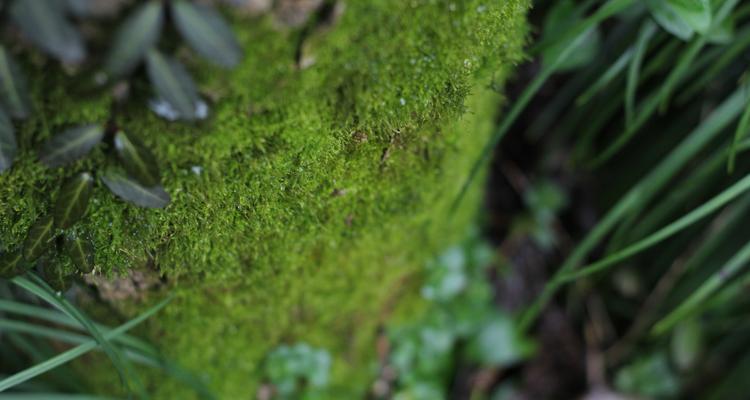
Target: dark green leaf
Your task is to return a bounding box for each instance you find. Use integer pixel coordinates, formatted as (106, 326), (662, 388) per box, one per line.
(42, 261), (73, 293)
(0, 250), (30, 279)
(22, 215), (56, 261)
(647, 0), (695, 40)
(113, 131), (161, 186)
(172, 0), (242, 68)
(145, 50), (200, 120)
(38, 124), (104, 168)
(10, 0), (86, 63)
(0, 45), (31, 119)
(105, 1), (164, 78)
(101, 168), (170, 208)
(64, 233), (94, 274)
(53, 172), (94, 229)
(0, 107), (16, 172)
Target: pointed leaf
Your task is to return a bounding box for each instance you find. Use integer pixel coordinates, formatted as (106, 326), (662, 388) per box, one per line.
(54, 172), (94, 229)
(22, 215), (56, 261)
(668, 0), (711, 34)
(0, 250), (30, 279)
(647, 0), (695, 40)
(0, 107), (16, 172)
(10, 0), (86, 63)
(0, 45), (32, 119)
(101, 168), (170, 208)
(105, 1), (164, 78)
(172, 0), (242, 68)
(64, 233), (94, 274)
(113, 131), (161, 186)
(38, 124), (104, 168)
(145, 49), (200, 120)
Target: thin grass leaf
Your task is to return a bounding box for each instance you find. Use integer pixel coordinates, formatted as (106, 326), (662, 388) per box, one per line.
(172, 0), (242, 68)
(101, 167), (170, 208)
(556, 173), (750, 283)
(53, 172), (94, 229)
(520, 87), (748, 331)
(105, 1), (164, 78)
(0, 45), (31, 119)
(38, 124), (104, 168)
(0, 394), (117, 400)
(12, 274), (145, 397)
(113, 131), (161, 186)
(0, 300), (215, 399)
(10, 0), (86, 63)
(145, 49), (200, 120)
(657, 0), (738, 111)
(0, 106), (16, 172)
(653, 239), (750, 335)
(647, 0), (695, 40)
(22, 215), (55, 262)
(728, 95), (750, 173)
(64, 233), (94, 274)
(626, 22), (656, 128)
(0, 292), (171, 392)
(576, 48), (632, 106)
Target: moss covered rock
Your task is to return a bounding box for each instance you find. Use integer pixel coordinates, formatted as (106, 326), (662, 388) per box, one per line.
(1, 0), (529, 397)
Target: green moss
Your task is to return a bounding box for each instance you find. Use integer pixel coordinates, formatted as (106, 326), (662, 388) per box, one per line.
(1, 0), (529, 397)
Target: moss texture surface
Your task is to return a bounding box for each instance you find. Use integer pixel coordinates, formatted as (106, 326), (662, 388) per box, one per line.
(1, 0), (529, 397)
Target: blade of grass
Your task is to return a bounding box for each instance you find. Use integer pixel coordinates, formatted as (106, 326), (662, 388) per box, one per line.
(728, 91), (750, 172)
(0, 295), (171, 392)
(556, 172), (750, 283)
(652, 238), (750, 335)
(11, 274), (143, 397)
(520, 86), (748, 331)
(625, 21), (656, 128)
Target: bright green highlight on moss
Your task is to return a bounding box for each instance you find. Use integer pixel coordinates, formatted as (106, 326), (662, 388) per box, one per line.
(1, 0), (529, 397)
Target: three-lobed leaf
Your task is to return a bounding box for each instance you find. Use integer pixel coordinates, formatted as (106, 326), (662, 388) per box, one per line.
(64, 233), (95, 274)
(0, 45), (32, 119)
(105, 1), (164, 78)
(38, 124), (104, 168)
(0, 107), (16, 172)
(172, 0), (242, 68)
(22, 215), (56, 262)
(10, 0), (86, 63)
(54, 172), (94, 229)
(114, 131), (161, 186)
(101, 167), (170, 208)
(145, 49), (200, 120)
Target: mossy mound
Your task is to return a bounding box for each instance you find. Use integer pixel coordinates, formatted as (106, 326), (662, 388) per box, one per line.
(0, 0), (529, 397)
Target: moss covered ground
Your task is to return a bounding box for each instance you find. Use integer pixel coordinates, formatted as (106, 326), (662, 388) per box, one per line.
(0, 0), (529, 397)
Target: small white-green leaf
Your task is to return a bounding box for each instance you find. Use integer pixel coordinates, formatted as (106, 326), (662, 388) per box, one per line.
(145, 50), (200, 120)
(0, 45), (32, 119)
(172, 0), (242, 68)
(38, 124), (104, 168)
(0, 107), (16, 172)
(10, 0), (86, 63)
(101, 168), (170, 208)
(105, 1), (164, 78)
(53, 172), (94, 229)
(647, 0), (695, 40)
